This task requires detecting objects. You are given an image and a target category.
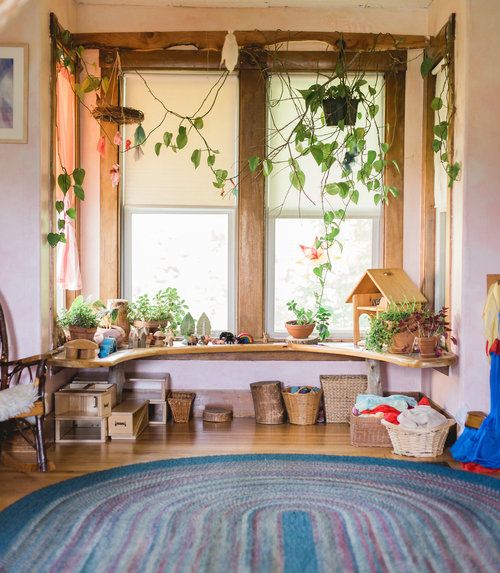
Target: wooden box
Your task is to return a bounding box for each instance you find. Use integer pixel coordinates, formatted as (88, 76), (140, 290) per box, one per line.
(55, 417), (108, 443)
(72, 379), (118, 408)
(108, 400), (149, 440)
(148, 400), (167, 425)
(124, 373), (170, 401)
(55, 383), (114, 418)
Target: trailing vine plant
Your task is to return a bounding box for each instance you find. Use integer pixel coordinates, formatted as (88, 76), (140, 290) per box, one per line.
(52, 28), (406, 339)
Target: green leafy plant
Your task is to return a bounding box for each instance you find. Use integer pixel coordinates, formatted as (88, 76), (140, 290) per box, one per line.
(57, 296), (102, 329)
(127, 288), (188, 333)
(286, 300), (332, 342)
(365, 302), (421, 352)
(48, 167), (86, 248)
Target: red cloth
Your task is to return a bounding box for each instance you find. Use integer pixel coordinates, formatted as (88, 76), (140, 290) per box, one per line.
(461, 462), (500, 476)
(490, 339), (500, 355)
(418, 397), (431, 406)
(361, 405), (401, 424)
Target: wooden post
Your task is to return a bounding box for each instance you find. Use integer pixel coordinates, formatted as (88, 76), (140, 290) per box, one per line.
(237, 56), (267, 337)
(383, 70), (406, 268)
(366, 359), (382, 396)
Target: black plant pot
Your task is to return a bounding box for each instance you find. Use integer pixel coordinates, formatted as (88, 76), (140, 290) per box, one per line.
(323, 97), (360, 126)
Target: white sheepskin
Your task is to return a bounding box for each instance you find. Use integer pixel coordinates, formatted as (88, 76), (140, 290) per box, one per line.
(0, 383), (38, 422)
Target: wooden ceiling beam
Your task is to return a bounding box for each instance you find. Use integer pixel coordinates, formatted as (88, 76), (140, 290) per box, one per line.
(74, 30), (430, 52)
(99, 48), (407, 72)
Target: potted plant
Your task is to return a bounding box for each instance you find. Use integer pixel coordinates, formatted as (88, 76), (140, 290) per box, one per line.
(365, 303), (420, 354)
(127, 288), (188, 333)
(322, 81), (362, 127)
(413, 307), (453, 358)
(58, 296), (101, 341)
(285, 300), (331, 341)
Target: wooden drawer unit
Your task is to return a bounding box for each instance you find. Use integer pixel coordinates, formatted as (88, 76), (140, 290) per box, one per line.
(108, 400), (149, 440)
(55, 383), (114, 418)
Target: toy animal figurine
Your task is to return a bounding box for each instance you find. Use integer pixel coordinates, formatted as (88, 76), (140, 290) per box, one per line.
(153, 330), (166, 347)
(187, 334), (199, 346)
(212, 338), (226, 345)
(220, 331), (236, 344)
(198, 335), (211, 345)
(165, 329), (175, 347)
(262, 331), (269, 344)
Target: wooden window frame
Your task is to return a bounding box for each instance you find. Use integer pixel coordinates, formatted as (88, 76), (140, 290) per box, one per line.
(68, 30), (427, 339)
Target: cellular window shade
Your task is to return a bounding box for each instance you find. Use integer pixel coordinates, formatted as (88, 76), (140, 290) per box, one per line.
(267, 74), (384, 218)
(123, 73), (238, 207)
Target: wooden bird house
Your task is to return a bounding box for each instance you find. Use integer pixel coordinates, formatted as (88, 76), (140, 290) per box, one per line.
(346, 268), (427, 345)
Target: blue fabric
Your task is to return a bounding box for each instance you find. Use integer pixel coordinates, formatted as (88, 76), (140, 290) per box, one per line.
(355, 394), (417, 412)
(451, 349), (500, 468)
(282, 511), (318, 573)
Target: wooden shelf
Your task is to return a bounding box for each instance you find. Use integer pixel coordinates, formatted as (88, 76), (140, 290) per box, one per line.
(48, 342), (457, 370)
(55, 411), (106, 420)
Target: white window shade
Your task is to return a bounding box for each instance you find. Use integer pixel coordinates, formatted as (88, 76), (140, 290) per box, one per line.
(267, 74), (384, 218)
(123, 72), (238, 208)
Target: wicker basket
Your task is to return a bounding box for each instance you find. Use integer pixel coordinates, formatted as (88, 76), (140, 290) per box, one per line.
(320, 375), (368, 423)
(168, 392), (196, 423)
(91, 105), (144, 125)
(350, 412), (392, 447)
(282, 387), (322, 425)
(203, 406), (233, 423)
(381, 418), (455, 457)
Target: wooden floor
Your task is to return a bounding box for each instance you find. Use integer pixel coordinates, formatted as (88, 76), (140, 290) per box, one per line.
(0, 418), (457, 511)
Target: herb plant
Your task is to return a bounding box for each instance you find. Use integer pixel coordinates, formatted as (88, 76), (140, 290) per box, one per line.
(127, 288), (188, 333)
(58, 296), (101, 329)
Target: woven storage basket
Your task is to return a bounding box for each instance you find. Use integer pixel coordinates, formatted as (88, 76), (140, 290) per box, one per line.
(381, 418), (455, 457)
(203, 406), (233, 423)
(282, 387), (322, 425)
(168, 392), (196, 423)
(320, 375), (368, 423)
(349, 412), (392, 447)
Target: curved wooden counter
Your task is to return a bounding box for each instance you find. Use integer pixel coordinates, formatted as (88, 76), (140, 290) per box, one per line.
(49, 342), (457, 370)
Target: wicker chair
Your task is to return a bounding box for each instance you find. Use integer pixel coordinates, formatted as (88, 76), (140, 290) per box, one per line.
(0, 302), (49, 471)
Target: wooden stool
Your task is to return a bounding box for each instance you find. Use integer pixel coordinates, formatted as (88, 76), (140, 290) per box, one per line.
(250, 381), (286, 424)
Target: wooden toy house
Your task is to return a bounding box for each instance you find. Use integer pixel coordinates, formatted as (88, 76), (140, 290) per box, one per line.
(346, 268), (427, 345)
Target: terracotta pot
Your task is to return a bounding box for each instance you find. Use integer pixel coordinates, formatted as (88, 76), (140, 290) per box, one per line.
(389, 331), (416, 354)
(285, 321), (315, 339)
(416, 336), (438, 358)
(68, 326), (97, 342)
(133, 320), (167, 331)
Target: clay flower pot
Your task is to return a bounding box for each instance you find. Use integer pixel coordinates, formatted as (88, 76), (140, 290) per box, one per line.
(389, 331), (416, 354)
(416, 335), (438, 358)
(68, 326), (97, 342)
(285, 321), (315, 339)
(133, 320), (167, 331)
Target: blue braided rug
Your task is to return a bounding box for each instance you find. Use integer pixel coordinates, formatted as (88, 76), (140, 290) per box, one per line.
(0, 454), (499, 573)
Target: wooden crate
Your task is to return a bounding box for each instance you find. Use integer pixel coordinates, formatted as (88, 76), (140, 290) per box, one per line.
(108, 400), (149, 440)
(71, 380), (118, 408)
(148, 400), (167, 425)
(55, 417), (108, 443)
(55, 383), (114, 418)
(124, 373), (170, 400)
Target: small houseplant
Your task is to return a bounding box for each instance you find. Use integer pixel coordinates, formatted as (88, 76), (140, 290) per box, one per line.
(322, 81), (362, 127)
(285, 300), (331, 341)
(365, 303), (420, 354)
(127, 288), (188, 333)
(58, 296), (101, 341)
(412, 307), (452, 358)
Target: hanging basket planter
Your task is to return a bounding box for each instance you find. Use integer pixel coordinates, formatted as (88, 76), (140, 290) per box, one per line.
(91, 105), (144, 125)
(323, 96), (359, 127)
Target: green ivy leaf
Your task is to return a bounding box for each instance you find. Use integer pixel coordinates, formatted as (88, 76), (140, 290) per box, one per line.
(57, 173), (71, 194)
(163, 132), (173, 147)
(66, 207), (77, 219)
(431, 97), (443, 111)
(373, 159), (385, 174)
(433, 122), (448, 140)
(55, 201), (64, 213)
(154, 142), (162, 156)
(420, 56), (434, 77)
(207, 154), (216, 167)
(176, 126), (188, 149)
(325, 183), (339, 195)
(58, 219), (66, 230)
(262, 159), (273, 177)
(47, 233), (60, 247)
(134, 124), (146, 146)
(310, 145), (323, 165)
(381, 142), (390, 154)
(72, 167), (85, 185)
(73, 185), (85, 201)
(432, 139), (442, 152)
(59, 233), (66, 244)
(351, 190), (359, 204)
(368, 104), (379, 118)
(191, 149), (201, 169)
(289, 169), (305, 190)
(367, 150), (376, 164)
(248, 156), (260, 172)
(374, 194), (382, 205)
(193, 117), (204, 130)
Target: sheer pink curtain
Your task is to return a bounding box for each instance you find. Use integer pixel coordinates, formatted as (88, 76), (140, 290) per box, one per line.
(56, 65), (82, 291)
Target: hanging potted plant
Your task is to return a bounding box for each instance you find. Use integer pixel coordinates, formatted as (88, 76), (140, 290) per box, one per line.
(322, 81), (361, 127)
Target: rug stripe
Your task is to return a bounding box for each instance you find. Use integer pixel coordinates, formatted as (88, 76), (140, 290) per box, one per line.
(282, 511), (319, 573)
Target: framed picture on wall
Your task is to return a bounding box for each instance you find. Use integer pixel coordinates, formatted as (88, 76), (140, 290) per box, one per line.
(0, 44), (28, 143)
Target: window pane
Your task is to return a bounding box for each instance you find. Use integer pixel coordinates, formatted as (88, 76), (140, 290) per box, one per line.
(272, 218), (375, 334)
(128, 212), (231, 331)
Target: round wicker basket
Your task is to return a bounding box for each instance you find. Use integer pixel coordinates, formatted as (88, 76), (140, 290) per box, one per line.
(282, 387), (322, 425)
(203, 406), (233, 423)
(381, 418), (455, 457)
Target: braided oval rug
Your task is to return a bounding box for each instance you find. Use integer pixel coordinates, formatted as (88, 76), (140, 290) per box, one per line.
(0, 454), (499, 573)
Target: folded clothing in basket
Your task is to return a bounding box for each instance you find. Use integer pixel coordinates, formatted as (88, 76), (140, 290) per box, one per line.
(355, 394), (417, 413)
(355, 396), (434, 425)
(397, 405), (447, 429)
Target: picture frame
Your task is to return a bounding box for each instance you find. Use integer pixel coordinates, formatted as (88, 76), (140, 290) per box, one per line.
(0, 44), (28, 143)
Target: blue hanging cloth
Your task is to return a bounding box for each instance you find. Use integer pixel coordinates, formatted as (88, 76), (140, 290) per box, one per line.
(451, 338), (500, 468)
